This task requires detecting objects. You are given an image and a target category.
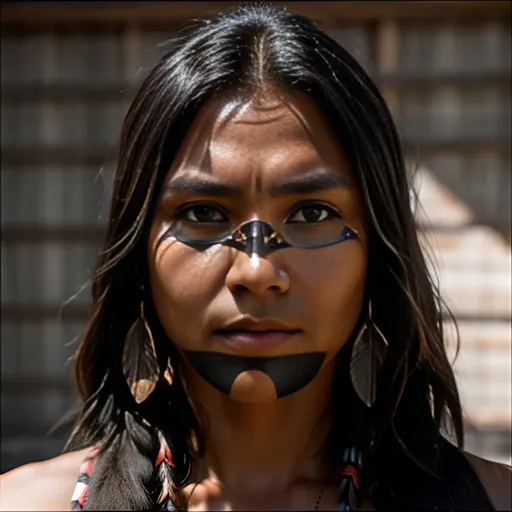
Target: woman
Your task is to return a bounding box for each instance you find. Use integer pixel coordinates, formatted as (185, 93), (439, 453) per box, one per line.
(1, 4), (510, 511)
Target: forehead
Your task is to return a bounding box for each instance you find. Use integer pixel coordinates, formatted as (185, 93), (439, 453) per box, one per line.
(168, 88), (352, 186)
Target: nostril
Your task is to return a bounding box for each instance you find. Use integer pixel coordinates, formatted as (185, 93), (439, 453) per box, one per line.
(225, 260), (290, 295)
(231, 283), (281, 294)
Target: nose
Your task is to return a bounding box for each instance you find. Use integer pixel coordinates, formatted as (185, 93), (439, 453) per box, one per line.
(225, 251), (290, 296)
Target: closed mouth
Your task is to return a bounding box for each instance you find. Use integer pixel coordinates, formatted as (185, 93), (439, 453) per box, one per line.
(214, 329), (301, 335)
(212, 328), (301, 348)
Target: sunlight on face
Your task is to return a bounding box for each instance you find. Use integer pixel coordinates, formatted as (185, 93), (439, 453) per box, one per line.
(148, 87), (368, 400)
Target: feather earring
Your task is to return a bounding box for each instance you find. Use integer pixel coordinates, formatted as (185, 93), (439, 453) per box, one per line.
(122, 301), (161, 404)
(350, 301), (388, 407)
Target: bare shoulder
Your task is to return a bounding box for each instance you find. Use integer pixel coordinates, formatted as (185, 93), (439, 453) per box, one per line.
(463, 450), (511, 511)
(0, 449), (91, 512)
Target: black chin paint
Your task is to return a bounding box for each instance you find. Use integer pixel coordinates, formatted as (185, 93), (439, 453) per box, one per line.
(175, 220), (352, 400)
(184, 351), (327, 399)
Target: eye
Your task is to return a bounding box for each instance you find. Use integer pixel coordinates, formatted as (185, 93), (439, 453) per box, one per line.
(287, 203), (340, 223)
(175, 203), (227, 223)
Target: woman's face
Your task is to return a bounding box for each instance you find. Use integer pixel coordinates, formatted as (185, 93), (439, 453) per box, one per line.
(148, 88), (368, 400)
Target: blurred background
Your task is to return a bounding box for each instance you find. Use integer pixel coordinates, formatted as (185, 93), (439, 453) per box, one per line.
(1, 1), (510, 472)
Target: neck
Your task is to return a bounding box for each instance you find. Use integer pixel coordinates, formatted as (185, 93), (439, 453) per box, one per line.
(182, 359), (337, 493)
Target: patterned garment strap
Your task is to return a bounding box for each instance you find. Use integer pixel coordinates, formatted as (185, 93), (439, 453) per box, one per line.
(70, 448), (99, 511)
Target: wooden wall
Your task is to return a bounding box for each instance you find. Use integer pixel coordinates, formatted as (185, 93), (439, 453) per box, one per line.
(1, 1), (510, 471)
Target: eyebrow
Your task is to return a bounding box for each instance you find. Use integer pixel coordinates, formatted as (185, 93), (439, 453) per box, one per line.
(268, 167), (350, 197)
(164, 174), (240, 198)
(163, 167), (350, 198)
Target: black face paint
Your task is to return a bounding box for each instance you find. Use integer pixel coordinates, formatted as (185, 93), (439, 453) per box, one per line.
(175, 219), (359, 257)
(171, 220), (355, 400)
(184, 350), (327, 398)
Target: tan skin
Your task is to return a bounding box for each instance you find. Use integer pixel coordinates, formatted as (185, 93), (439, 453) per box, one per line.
(148, 89), (367, 510)
(1, 89), (510, 511)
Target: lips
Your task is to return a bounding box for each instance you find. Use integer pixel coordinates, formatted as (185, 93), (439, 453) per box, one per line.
(212, 317), (302, 350)
(213, 329), (300, 349)
(215, 317), (299, 333)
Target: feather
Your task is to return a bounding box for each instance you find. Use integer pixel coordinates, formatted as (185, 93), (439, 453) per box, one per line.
(350, 321), (388, 407)
(163, 357), (174, 386)
(122, 309), (160, 404)
(348, 481), (359, 510)
(155, 432), (177, 509)
(156, 460), (173, 505)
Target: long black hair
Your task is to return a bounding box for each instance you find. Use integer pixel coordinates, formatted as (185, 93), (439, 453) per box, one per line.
(66, 3), (463, 509)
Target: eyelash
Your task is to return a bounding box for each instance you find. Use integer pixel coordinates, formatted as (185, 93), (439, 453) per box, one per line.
(172, 201), (341, 223)
(173, 202), (229, 223)
(288, 202), (341, 223)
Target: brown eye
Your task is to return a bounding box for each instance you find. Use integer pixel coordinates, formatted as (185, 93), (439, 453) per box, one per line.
(287, 203), (339, 223)
(176, 204), (227, 223)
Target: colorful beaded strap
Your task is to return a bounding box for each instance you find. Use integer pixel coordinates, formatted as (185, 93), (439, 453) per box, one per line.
(70, 448), (100, 511)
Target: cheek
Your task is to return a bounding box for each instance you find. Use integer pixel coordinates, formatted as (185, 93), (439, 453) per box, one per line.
(290, 243), (367, 346)
(148, 236), (226, 344)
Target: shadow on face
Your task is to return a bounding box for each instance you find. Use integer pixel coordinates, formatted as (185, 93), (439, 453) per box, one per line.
(148, 86), (368, 402)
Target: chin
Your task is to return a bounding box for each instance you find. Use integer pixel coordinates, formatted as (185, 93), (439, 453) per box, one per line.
(227, 370), (279, 402)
